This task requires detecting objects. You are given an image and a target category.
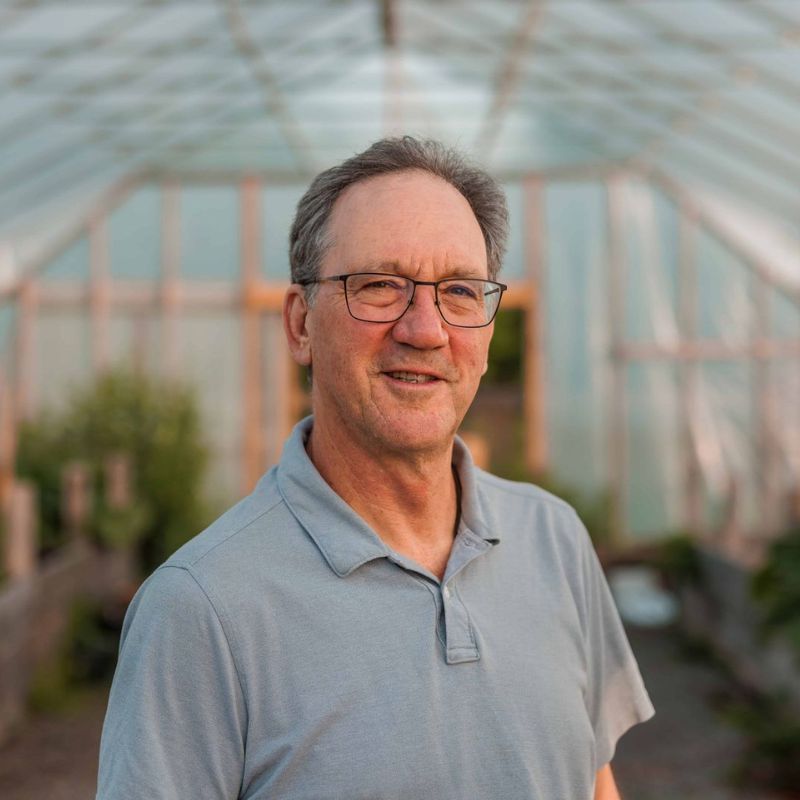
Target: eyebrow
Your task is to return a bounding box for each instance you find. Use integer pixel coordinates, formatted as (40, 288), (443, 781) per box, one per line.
(361, 261), (487, 279)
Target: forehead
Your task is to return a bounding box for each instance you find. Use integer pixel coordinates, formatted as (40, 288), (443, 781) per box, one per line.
(323, 170), (487, 275)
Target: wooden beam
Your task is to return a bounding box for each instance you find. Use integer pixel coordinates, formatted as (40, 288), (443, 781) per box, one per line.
(14, 278), (37, 422)
(380, 0), (397, 48)
(88, 212), (111, 373)
(4, 481), (37, 580)
(607, 175), (629, 544)
(244, 282), (290, 310)
(677, 204), (703, 535)
(615, 340), (800, 360)
(0, 365), (15, 516)
(752, 265), (776, 536)
(0, 175), (139, 302)
(523, 177), (547, 475)
(160, 181), (181, 377)
(240, 177), (264, 495)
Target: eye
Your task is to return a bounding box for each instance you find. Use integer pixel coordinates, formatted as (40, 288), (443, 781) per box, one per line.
(441, 281), (480, 300)
(349, 274), (408, 293)
(363, 278), (404, 290)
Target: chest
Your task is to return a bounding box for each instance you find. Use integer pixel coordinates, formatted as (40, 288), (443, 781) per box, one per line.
(233, 558), (594, 800)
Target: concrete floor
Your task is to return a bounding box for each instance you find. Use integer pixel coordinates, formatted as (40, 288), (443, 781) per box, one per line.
(613, 625), (792, 800)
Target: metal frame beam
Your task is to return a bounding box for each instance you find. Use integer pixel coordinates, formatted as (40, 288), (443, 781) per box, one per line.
(221, 0), (318, 172)
(646, 167), (800, 308)
(475, 0), (545, 159)
(3, 0), (159, 93)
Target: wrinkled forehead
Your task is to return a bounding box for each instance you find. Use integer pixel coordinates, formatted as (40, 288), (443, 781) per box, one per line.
(323, 170), (488, 277)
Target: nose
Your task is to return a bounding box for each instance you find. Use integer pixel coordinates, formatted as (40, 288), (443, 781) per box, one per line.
(391, 284), (449, 349)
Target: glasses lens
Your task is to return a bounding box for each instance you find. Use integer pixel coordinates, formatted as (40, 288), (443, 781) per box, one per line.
(345, 273), (412, 322)
(437, 279), (502, 327)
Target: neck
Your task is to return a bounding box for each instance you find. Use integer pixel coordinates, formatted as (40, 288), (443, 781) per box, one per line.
(306, 417), (459, 579)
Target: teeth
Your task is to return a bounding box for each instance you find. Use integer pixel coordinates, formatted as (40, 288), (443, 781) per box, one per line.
(387, 371), (436, 383)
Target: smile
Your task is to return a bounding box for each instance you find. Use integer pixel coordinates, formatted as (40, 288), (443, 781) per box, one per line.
(384, 371), (439, 384)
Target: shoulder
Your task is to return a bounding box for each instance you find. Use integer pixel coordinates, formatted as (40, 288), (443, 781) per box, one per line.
(163, 466), (288, 570)
(473, 468), (592, 560)
(475, 468), (577, 516)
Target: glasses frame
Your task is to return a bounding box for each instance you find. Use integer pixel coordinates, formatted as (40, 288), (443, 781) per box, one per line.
(299, 272), (508, 328)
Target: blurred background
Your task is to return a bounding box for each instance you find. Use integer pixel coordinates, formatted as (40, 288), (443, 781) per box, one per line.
(0, 1), (799, 798)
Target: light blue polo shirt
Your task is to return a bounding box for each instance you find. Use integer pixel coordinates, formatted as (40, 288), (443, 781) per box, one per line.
(97, 416), (653, 800)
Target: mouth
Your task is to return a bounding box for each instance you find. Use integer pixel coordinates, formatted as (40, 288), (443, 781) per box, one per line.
(382, 370), (443, 385)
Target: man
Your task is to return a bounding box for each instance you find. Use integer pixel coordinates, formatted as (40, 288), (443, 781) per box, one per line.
(97, 137), (653, 799)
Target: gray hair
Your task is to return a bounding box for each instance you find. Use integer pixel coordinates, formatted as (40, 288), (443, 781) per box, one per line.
(289, 136), (509, 298)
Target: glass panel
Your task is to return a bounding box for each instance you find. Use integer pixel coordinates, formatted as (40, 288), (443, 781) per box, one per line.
(620, 181), (679, 344)
(263, 184), (304, 281)
(545, 182), (609, 496)
(177, 313), (242, 505)
(42, 236), (90, 282)
(698, 362), (758, 533)
(109, 187), (161, 280)
(181, 186), (239, 281)
(625, 361), (682, 537)
(34, 311), (92, 415)
(696, 231), (753, 344)
(769, 287), (800, 338)
(502, 182), (525, 281)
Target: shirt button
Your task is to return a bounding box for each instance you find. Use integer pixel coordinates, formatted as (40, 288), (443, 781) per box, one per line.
(443, 585), (451, 599)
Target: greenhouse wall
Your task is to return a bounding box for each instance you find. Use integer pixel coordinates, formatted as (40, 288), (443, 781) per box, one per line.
(1, 175), (797, 543)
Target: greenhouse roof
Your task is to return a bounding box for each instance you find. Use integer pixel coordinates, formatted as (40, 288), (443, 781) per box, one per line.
(1, 0), (800, 249)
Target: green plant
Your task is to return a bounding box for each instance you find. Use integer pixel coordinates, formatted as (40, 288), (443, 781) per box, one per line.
(656, 533), (703, 590)
(28, 598), (121, 712)
(15, 413), (76, 555)
(751, 525), (800, 655)
(16, 367), (213, 571)
(484, 309), (523, 384)
(722, 691), (800, 793)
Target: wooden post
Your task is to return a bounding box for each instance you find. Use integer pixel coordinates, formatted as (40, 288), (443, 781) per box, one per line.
(0, 366), (14, 516)
(523, 177), (547, 476)
(606, 175), (629, 545)
(752, 269), (775, 538)
(89, 214), (111, 374)
(4, 480), (36, 580)
(677, 204), (703, 536)
(61, 461), (91, 541)
(240, 177), (264, 494)
(104, 453), (132, 510)
(14, 277), (37, 422)
(459, 431), (490, 470)
(160, 181), (181, 378)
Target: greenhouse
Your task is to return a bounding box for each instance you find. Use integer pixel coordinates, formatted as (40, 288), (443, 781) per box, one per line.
(2, 1), (800, 797)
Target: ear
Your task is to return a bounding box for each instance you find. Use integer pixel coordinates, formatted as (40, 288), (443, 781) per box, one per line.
(283, 285), (312, 367)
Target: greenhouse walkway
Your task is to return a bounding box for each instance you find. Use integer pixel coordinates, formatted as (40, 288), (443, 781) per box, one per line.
(0, 625), (793, 799)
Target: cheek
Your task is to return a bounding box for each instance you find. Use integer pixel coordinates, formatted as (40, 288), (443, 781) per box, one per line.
(461, 337), (492, 377)
(309, 315), (379, 383)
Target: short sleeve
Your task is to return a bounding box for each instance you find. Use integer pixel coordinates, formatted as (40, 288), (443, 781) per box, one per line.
(96, 565), (247, 799)
(574, 516), (655, 770)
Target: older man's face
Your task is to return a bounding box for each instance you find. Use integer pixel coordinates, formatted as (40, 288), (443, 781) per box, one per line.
(303, 169), (494, 458)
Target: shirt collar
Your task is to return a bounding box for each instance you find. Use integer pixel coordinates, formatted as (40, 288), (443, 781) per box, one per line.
(276, 416), (499, 578)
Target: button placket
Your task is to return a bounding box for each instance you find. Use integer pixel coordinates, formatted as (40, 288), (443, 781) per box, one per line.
(441, 580), (479, 664)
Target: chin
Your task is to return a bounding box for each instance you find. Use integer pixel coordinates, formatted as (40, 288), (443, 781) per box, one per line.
(371, 411), (460, 455)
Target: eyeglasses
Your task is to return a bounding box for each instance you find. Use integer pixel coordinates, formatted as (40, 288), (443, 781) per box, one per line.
(299, 272), (507, 328)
